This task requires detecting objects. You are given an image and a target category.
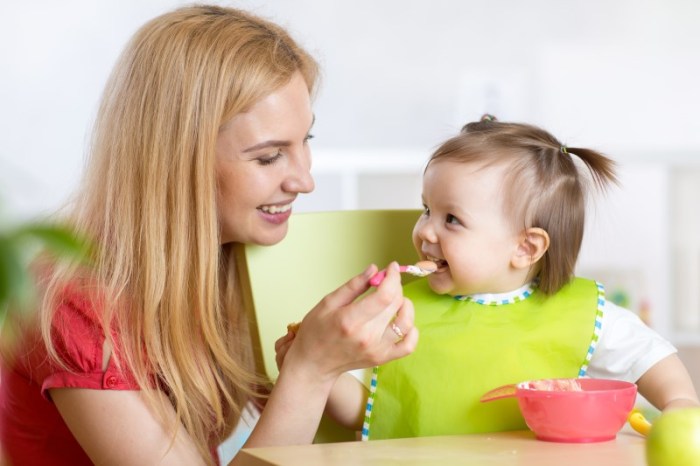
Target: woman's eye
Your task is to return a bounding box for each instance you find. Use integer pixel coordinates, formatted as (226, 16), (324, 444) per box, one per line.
(446, 214), (460, 225)
(258, 149), (283, 166)
(304, 133), (315, 143)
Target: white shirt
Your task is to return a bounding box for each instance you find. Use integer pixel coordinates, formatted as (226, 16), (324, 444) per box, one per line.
(588, 299), (676, 382)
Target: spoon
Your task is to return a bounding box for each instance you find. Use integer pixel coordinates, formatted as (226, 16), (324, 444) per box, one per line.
(480, 378), (584, 402)
(368, 260), (438, 287)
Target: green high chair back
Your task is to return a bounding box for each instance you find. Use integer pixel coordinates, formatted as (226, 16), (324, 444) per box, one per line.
(236, 209), (421, 442)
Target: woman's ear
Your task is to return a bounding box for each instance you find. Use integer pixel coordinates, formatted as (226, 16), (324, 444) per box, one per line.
(512, 227), (550, 269)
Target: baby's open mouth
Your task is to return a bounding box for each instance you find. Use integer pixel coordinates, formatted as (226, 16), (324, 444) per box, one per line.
(426, 255), (448, 270)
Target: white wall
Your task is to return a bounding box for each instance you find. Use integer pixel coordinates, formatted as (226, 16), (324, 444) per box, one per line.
(2, 0), (699, 341)
(2, 0), (700, 218)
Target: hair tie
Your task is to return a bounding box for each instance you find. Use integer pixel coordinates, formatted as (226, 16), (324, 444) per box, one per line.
(481, 114), (496, 122)
(560, 145), (568, 155)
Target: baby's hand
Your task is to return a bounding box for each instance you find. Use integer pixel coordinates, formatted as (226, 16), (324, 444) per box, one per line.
(287, 322), (300, 334)
(274, 322), (300, 369)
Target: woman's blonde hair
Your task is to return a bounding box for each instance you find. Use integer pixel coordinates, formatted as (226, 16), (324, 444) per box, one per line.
(428, 116), (617, 295)
(41, 5), (318, 462)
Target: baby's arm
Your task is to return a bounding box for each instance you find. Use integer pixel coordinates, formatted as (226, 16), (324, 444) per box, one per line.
(325, 373), (367, 431)
(589, 300), (699, 411)
(636, 353), (700, 411)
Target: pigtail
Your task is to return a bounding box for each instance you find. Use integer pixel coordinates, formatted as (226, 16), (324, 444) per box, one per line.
(564, 146), (619, 192)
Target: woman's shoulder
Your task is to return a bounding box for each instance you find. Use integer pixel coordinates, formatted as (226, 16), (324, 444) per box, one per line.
(12, 277), (112, 381)
(52, 279), (107, 332)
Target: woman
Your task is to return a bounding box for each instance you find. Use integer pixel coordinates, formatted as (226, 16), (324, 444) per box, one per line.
(0, 5), (416, 465)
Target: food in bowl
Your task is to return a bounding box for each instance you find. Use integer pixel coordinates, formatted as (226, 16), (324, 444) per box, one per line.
(520, 378), (583, 392)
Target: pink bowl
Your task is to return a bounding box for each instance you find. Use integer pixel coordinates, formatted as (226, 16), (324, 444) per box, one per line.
(515, 378), (637, 443)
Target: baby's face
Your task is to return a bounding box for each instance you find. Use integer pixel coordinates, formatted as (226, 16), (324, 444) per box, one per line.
(412, 160), (523, 296)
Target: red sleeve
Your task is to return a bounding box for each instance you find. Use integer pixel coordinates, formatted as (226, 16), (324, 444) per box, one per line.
(19, 287), (140, 400)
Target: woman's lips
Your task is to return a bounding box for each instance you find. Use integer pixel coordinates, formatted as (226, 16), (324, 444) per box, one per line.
(258, 203), (292, 225)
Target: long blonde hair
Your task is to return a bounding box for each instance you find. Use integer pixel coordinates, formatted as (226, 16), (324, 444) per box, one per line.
(41, 5), (318, 462)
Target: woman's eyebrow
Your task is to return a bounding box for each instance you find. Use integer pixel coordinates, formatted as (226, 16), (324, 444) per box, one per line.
(243, 115), (315, 153)
(242, 140), (291, 153)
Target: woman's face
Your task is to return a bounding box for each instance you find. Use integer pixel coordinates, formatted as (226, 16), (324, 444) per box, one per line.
(215, 72), (315, 245)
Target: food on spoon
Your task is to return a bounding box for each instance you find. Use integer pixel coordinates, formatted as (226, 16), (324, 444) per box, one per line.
(408, 260), (438, 276)
(287, 322), (300, 334)
(369, 260), (438, 286)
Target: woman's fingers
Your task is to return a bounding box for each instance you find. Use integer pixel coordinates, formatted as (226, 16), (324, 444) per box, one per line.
(319, 264), (378, 311)
(367, 295), (418, 364)
(386, 294), (415, 344)
(369, 262), (413, 331)
(393, 322), (419, 357)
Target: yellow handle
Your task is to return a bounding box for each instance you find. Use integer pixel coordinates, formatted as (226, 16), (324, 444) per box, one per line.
(628, 410), (652, 437)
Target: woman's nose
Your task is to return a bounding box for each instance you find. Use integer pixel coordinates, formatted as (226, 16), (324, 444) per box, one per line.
(283, 149), (315, 194)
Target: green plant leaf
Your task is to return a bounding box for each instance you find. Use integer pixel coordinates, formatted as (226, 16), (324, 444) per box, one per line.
(9, 223), (92, 262)
(0, 222), (92, 327)
(0, 233), (35, 321)
(0, 236), (24, 305)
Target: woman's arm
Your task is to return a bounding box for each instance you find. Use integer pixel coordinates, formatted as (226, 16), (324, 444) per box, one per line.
(52, 388), (206, 465)
(636, 353), (700, 411)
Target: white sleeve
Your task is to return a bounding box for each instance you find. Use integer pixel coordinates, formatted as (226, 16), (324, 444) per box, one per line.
(587, 300), (677, 382)
(348, 368), (372, 389)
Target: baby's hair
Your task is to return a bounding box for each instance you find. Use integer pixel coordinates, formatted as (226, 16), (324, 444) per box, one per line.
(427, 115), (618, 294)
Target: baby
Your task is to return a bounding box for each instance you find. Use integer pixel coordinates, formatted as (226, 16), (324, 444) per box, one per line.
(278, 115), (699, 440)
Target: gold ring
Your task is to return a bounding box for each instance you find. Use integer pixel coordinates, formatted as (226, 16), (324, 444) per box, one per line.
(390, 322), (405, 341)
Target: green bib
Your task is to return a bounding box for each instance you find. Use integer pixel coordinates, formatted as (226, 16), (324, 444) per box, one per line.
(365, 278), (604, 440)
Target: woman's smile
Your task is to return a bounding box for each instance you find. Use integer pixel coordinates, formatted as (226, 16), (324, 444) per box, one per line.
(258, 202), (294, 224)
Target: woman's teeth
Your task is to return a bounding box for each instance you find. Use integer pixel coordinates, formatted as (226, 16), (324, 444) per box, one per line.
(260, 204), (292, 214)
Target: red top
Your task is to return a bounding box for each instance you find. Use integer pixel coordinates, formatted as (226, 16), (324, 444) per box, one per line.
(0, 286), (219, 464)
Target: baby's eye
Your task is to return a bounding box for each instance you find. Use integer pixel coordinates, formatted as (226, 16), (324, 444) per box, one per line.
(258, 149), (283, 166)
(421, 205), (430, 217)
(446, 214), (461, 225)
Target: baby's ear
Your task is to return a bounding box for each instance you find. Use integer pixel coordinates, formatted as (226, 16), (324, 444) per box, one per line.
(512, 227), (550, 269)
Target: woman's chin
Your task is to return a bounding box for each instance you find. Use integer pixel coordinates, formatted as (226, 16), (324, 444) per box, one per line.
(253, 224), (290, 246)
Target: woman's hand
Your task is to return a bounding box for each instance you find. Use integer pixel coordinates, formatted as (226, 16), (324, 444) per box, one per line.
(242, 262), (416, 453)
(282, 261), (417, 384)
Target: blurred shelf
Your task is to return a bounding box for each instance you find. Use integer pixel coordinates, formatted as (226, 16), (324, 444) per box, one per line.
(671, 333), (700, 347)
